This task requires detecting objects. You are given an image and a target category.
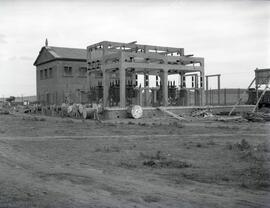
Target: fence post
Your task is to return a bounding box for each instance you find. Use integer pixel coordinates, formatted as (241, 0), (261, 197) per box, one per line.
(224, 88), (227, 105)
(237, 88), (241, 104)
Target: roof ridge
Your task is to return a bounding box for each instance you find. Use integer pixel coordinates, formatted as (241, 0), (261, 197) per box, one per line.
(49, 46), (86, 50)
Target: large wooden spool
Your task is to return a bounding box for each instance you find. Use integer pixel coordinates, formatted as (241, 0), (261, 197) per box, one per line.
(78, 104), (84, 114)
(127, 105), (143, 119)
(67, 105), (73, 114)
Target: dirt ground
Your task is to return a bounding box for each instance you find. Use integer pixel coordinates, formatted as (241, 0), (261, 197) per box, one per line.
(0, 113), (269, 208)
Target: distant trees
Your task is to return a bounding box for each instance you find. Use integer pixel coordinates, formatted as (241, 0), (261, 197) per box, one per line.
(6, 96), (15, 103)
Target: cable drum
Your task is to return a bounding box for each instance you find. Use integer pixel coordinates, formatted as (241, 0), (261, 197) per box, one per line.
(78, 104), (84, 114)
(127, 105), (143, 119)
(67, 105), (73, 114)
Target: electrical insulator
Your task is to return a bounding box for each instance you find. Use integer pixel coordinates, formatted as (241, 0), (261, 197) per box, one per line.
(183, 76), (186, 88)
(135, 74), (138, 86)
(145, 74), (149, 87)
(200, 77), (203, 87)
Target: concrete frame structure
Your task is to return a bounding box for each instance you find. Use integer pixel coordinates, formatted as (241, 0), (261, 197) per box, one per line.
(205, 74), (221, 105)
(87, 41), (205, 108)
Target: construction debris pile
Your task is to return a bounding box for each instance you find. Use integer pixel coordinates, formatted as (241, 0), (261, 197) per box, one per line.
(0, 103), (10, 115)
(0, 108), (9, 115)
(190, 108), (214, 118)
(5, 103), (103, 120)
(243, 112), (270, 122)
(189, 107), (270, 122)
(2, 99), (270, 123)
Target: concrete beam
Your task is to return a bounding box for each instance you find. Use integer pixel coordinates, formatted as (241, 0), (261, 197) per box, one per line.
(124, 62), (203, 71)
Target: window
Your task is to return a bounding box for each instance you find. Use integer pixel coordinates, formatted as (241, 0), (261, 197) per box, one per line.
(44, 69), (48, 79)
(64, 66), (72, 76)
(40, 70), (44, 80)
(49, 68), (53, 78)
(78, 67), (87, 77)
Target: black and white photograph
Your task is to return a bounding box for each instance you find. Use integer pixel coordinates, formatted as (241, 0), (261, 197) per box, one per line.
(0, 0), (269, 207)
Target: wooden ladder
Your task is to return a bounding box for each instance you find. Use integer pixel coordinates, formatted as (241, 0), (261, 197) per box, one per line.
(228, 78), (255, 116)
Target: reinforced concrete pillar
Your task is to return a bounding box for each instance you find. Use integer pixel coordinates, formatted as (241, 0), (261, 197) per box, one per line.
(153, 90), (157, 105)
(179, 72), (184, 88)
(144, 72), (147, 106)
(119, 67), (126, 108)
(194, 74), (199, 105)
(200, 70), (205, 106)
(102, 69), (109, 107)
(139, 88), (143, 106)
(161, 69), (168, 106)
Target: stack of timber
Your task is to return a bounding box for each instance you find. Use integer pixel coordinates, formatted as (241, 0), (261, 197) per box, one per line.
(157, 107), (185, 121)
(78, 104), (84, 114)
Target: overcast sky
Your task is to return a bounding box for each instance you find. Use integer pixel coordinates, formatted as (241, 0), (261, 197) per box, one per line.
(0, 0), (269, 97)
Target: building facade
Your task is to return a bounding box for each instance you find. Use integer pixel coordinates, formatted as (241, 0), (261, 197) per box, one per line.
(34, 46), (88, 105)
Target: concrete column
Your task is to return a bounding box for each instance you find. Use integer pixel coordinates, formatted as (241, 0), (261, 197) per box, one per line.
(102, 68), (109, 107)
(139, 88), (143, 106)
(144, 72), (147, 106)
(119, 67), (126, 108)
(200, 70), (205, 106)
(194, 74), (199, 105)
(180, 72), (185, 88)
(153, 90), (157, 105)
(162, 69), (168, 106)
(195, 74), (198, 88)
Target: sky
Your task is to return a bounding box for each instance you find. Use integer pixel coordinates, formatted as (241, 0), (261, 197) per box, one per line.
(0, 0), (269, 97)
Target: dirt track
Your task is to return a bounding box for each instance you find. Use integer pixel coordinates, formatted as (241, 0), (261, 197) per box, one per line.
(0, 113), (270, 208)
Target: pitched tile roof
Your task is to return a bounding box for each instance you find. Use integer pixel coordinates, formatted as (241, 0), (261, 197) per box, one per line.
(34, 46), (87, 66)
(47, 46), (86, 60)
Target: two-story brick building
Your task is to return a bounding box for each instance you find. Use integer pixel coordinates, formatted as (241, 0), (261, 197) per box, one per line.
(34, 45), (88, 105)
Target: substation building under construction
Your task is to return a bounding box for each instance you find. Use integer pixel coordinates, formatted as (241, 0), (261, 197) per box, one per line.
(34, 40), (205, 108)
(87, 41), (205, 108)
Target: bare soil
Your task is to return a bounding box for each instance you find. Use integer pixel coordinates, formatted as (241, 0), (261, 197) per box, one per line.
(0, 113), (270, 208)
